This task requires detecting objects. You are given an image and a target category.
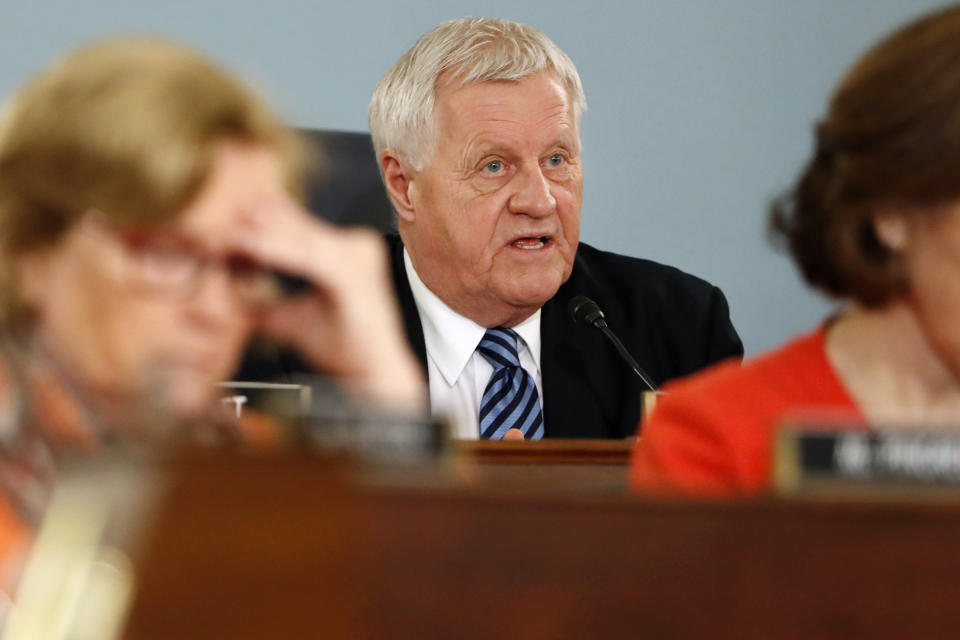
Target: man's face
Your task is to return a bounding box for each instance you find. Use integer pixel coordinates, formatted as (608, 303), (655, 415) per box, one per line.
(399, 71), (583, 327)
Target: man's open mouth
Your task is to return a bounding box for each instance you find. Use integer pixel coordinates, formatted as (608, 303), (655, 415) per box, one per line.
(511, 235), (552, 250)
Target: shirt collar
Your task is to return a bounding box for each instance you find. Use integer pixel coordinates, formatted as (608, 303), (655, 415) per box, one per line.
(403, 249), (542, 386)
(510, 307), (542, 374)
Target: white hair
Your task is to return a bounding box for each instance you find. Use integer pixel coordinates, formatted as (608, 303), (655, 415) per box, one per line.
(368, 17), (587, 171)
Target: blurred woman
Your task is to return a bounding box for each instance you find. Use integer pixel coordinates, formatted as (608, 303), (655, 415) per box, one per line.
(632, 5), (960, 494)
(0, 38), (424, 578)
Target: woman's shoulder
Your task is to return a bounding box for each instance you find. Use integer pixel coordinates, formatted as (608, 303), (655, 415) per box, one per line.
(661, 326), (838, 407)
(632, 326), (851, 494)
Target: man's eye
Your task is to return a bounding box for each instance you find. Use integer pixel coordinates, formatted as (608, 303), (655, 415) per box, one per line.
(483, 160), (504, 174)
(547, 154), (564, 167)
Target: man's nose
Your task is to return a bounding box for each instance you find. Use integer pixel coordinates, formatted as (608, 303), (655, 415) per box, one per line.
(508, 165), (556, 218)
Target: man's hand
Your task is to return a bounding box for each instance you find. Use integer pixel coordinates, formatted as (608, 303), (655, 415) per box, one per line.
(229, 194), (425, 412)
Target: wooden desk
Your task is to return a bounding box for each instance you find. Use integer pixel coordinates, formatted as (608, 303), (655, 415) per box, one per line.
(451, 438), (633, 491)
(122, 452), (960, 640)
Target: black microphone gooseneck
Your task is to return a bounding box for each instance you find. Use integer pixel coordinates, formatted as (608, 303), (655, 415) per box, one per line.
(567, 296), (658, 392)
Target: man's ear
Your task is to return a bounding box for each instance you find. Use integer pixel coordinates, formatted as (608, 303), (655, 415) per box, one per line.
(381, 150), (417, 223)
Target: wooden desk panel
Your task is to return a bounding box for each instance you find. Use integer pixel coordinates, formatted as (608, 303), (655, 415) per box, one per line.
(455, 438), (635, 464)
(452, 438), (633, 492)
(124, 453), (960, 640)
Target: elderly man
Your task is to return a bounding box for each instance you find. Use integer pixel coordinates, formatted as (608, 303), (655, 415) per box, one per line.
(368, 17), (742, 440)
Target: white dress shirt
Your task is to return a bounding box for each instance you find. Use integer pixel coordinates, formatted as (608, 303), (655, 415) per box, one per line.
(403, 249), (543, 439)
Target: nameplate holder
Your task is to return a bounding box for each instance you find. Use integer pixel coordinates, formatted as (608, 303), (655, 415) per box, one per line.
(219, 379), (447, 464)
(775, 425), (960, 498)
(302, 411), (448, 465)
(640, 390), (666, 422)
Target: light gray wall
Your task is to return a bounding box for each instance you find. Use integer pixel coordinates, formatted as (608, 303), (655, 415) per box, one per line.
(1, 0), (949, 354)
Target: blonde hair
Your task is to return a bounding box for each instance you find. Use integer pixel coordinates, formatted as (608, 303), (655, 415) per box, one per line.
(0, 37), (302, 323)
(368, 17), (586, 170)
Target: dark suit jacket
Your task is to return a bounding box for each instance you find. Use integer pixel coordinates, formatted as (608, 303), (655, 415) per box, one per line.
(389, 235), (743, 439)
(235, 236), (743, 439)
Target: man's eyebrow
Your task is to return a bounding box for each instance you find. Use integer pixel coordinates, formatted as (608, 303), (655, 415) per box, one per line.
(460, 131), (580, 164)
(467, 138), (510, 154)
(460, 141), (510, 166)
(550, 131), (580, 148)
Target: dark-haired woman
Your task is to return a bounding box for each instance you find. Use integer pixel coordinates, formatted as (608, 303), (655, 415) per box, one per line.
(632, 5), (960, 494)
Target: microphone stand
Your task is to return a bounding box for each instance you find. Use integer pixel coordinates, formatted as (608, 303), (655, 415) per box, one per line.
(568, 295), (661, 424)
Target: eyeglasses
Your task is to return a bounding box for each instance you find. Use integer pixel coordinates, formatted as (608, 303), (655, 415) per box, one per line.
(88, 217), (279, 306)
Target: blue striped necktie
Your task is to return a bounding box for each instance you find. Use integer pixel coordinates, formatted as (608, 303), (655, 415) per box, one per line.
(476, 327), (544, 440)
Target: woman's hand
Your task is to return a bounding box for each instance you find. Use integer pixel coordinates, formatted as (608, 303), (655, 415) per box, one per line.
(229, 194), (426, 412)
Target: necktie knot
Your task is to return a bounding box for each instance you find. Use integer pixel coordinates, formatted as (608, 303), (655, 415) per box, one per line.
(477, 327), (521, 370)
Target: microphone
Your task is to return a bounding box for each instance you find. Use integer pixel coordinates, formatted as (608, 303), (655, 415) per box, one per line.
(567, 296), (658, 392)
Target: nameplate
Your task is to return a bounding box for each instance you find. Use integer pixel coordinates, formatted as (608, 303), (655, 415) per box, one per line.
(303, 412), (448, 465)
(220, 380), (447, 464)
(775, 428), (960, 496)
(219, 381), (312, 418)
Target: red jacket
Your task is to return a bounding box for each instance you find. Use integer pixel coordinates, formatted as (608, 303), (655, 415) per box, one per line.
(631, 327), (864, 495)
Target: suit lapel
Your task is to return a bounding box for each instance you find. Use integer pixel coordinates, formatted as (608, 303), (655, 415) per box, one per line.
(541, 283), (617, 439)
(540, 251), (645, 439)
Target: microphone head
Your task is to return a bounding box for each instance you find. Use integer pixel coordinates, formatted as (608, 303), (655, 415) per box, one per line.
(567, 295), (607, 329)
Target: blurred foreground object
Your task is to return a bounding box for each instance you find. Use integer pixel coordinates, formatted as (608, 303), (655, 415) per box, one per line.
(633, 4), (960, 495)
(3, 407), (447, 640)
(16, 448), (953, 640)
(2, 458), (160, 640)
(0, 35), (424, 606)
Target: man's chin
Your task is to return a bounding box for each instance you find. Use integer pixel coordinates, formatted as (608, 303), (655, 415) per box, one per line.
(498, 277), (564, 312)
